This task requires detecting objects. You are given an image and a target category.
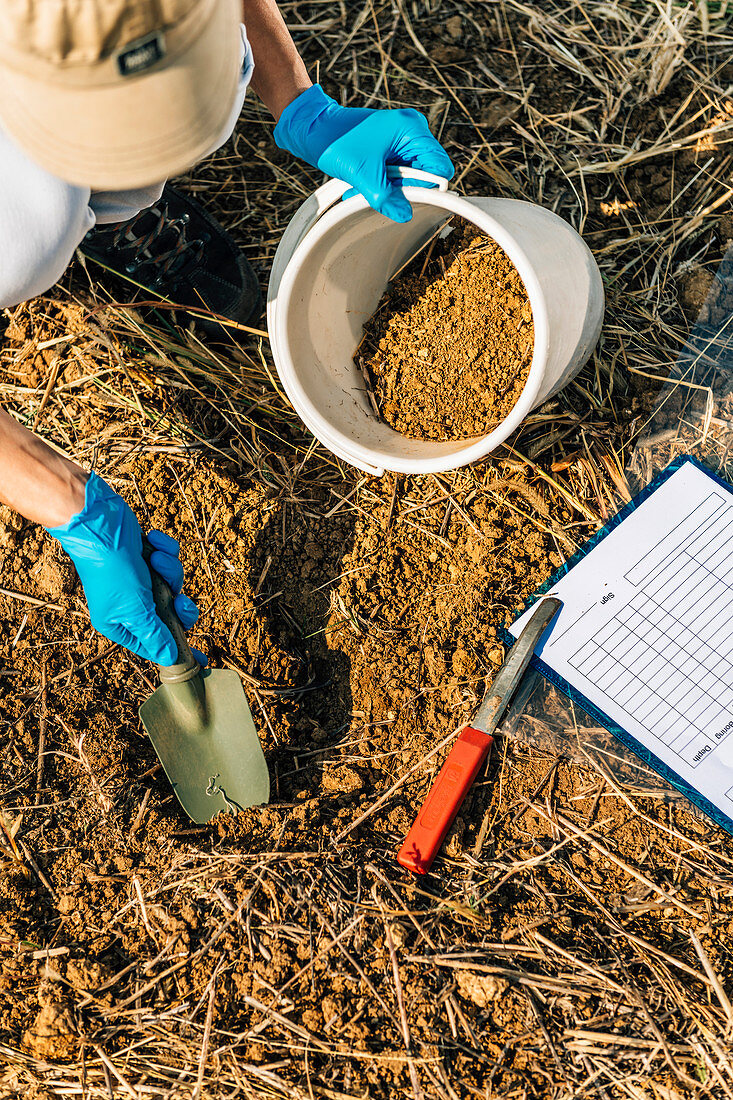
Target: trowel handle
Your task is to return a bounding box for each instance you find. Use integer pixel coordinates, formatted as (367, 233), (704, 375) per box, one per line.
(142, 538), (200, 684)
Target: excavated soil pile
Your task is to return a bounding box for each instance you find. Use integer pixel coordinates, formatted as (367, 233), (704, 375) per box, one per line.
(358, 221), (534, 440)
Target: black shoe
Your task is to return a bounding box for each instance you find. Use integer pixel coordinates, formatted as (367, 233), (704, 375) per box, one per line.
(80, 184), (262, 339)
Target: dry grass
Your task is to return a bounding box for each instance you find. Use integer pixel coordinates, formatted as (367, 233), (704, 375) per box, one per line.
(2, 0), (733, 1098)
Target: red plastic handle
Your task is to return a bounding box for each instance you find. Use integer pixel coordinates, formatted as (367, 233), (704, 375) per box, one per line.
(397, 726), (492, 874)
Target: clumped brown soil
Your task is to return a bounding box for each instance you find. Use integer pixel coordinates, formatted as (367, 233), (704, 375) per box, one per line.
(358, 222), (534, 440)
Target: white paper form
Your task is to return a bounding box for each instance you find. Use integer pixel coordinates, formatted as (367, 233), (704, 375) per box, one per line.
(509, 459), (733, 816)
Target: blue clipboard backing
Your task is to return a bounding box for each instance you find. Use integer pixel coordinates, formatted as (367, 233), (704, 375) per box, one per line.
(502, 453), (733, 838)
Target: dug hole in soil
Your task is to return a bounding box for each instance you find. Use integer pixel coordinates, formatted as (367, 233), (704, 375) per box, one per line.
(357, 219), (534, 440)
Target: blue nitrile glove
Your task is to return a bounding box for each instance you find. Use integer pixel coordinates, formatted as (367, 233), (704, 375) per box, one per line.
(273, 84), (454, 223)
(46, 473), (207, 667)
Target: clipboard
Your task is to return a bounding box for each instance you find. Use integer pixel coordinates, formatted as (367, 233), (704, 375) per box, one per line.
(507, 454), (733, 837)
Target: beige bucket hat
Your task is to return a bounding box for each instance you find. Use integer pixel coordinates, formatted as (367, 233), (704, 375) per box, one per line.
(0, 0), (242, 189)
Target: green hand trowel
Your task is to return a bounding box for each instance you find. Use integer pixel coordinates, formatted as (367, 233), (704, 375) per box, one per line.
(139, 542), (270, 823)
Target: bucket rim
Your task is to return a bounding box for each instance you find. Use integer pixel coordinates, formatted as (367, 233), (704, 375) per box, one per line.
(270, 184), (551, 474)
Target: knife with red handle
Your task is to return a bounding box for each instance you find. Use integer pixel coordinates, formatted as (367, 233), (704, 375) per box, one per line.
(397, 597), (562, 875)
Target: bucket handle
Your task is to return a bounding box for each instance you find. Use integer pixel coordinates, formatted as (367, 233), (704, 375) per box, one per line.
(312, 166), (451, 220)
(268, 168), (451, 312)
(340, 165), (451, 199)
(384, 166), (451, 191)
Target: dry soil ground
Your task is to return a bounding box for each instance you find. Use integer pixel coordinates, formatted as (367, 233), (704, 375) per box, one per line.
(2, 2), (733, 1099)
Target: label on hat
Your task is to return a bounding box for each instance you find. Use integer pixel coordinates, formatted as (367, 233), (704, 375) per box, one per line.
(116, 32), (166, 77)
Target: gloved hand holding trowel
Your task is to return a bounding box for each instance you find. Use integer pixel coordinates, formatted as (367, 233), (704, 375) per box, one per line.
(0, 407), (269, 822)
(0, 408), (199, 666)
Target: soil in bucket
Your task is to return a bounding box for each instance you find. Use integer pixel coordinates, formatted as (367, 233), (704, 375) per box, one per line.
(356, 219), (534, 441)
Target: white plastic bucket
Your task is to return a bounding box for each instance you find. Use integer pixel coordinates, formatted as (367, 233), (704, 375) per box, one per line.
(267, 169), (604, 476)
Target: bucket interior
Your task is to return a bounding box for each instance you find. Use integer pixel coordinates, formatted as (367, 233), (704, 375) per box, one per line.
(280, 203), (518, 465)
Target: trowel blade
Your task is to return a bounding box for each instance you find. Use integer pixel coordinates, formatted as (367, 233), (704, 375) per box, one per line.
(139, 668), (270, 823)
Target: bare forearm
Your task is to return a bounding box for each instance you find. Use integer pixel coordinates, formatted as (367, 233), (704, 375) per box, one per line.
(242, 0), (311, 120)
(0, 409), (87, 528)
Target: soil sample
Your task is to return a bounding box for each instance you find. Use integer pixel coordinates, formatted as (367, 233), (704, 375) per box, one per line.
(357, 220), (534, 441)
